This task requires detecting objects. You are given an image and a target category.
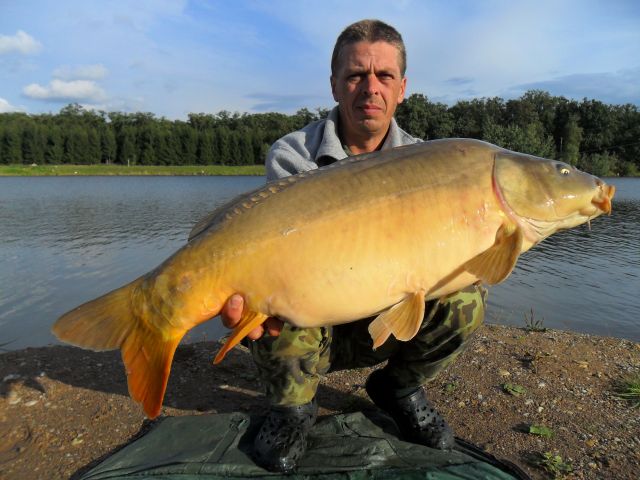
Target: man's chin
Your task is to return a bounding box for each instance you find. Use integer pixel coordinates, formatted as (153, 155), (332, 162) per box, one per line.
(357, 118), (387, 133)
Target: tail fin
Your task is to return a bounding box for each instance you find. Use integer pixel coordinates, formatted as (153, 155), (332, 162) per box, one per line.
(52, 279), (143, 351)
(52, 278), (185, 419)
(121, 321), (185, 419)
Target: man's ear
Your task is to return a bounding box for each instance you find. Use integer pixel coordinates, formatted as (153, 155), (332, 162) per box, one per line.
(397, 76), (407, 103)
(330, 76), (338, 102)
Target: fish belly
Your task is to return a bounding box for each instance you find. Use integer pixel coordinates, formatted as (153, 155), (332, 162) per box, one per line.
(219, 185), (503, 328)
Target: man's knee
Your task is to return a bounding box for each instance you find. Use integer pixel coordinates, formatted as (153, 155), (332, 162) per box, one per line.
(248, 325), (331, 405)
(440, 283), (487, 336)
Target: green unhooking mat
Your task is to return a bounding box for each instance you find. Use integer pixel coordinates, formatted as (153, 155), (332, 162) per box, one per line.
(80, 412), (528, 479)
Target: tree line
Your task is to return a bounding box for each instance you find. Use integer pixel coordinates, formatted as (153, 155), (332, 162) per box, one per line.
(1, 90), (638, 176)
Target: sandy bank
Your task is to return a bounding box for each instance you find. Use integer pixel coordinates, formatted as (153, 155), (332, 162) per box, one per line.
(1, 324), (638, 479)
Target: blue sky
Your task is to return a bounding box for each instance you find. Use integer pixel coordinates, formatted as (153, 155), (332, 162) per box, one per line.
(1, 0), (639, 119)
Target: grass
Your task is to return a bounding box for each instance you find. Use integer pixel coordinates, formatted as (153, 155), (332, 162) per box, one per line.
(502, 383), (527, 396)
(614, 372), (640, 407)
(523, 307), (547, 332)
(535, 452), (573, 479)
(527, 424), (554, 438)
(0, 164), (266, 176)
(443, 382), (457, 393)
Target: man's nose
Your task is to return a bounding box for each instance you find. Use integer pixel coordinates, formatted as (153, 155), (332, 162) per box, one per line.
(362, 74), (381, 95)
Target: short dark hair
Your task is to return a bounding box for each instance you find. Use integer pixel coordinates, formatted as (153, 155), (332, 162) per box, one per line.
(331, 19), (406, 77)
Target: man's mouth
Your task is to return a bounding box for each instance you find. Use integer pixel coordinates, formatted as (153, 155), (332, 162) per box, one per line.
(359, 104), (383, 115)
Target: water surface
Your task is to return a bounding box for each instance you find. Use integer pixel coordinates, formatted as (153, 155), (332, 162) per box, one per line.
(0, 175), (638, 351)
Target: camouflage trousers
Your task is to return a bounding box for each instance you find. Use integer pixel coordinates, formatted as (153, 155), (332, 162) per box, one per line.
(248, 284), (487, 406)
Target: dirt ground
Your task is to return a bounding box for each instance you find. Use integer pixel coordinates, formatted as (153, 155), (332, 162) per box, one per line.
(1, 323), (638, 480)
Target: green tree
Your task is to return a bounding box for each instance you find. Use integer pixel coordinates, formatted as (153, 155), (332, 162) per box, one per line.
(448, 97), (505, 139)
(117, 127), (137, 165)
(578, 99), (616, 155)
(86, 127), (101, 164)
(483, 120), (555, 157)
(228, 131), (241, 165)
(44, 126), (64, 164)
(153, 128), (177, 165)
(100, 127), (117, 164)
(176, 124), (197, 165)
(395, 93), (453, 140)
(137, 126), (156, 165)
(579, 152), (616, 176)
(21, 121), (45, 164)
(0, 122), (23, 164)
(196, 130), (214, 165)
(63, 126), (89, 164)
(1, 95), (638, 172)
(237, 130), (254, 165)
(188, 112), (216, 131)
(560, 115), (582, 166)
(515, 90), (558, 133)
(215, 127), (231, 165)
(292, 108), (317, 130)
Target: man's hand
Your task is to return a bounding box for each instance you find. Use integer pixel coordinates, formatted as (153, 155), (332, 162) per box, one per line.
(220, 294), (284, 340)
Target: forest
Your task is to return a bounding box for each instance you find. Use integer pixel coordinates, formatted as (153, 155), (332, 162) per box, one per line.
(1, 90), (638, 176)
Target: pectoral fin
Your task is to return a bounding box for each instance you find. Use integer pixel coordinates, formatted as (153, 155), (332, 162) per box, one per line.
(213, 310), (269, 364)
(464, 223), (523, 284)
(368, 291), (426, 349)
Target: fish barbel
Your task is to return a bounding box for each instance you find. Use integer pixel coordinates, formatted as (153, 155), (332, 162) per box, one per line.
(52, 138), (615, 418)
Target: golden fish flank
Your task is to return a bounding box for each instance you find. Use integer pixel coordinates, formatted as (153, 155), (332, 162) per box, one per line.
(52, 138), (615, 419)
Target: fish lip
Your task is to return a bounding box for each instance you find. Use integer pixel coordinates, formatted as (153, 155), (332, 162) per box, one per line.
(591, 184), (615, 215)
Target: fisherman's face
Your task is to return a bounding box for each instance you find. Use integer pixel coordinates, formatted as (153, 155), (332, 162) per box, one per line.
(331, 41), (406, 143)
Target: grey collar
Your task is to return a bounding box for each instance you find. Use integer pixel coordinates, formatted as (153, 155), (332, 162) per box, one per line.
(315, 106), (405, 164)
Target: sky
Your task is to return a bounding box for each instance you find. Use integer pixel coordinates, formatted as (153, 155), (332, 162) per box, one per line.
(1, 0), (639, 119)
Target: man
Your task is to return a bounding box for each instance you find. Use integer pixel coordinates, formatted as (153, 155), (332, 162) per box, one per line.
(222, 19), (486, 473)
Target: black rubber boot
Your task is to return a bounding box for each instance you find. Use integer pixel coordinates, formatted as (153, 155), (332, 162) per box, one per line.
(365, 369), (455, 449)
(253, 399), (318, 473)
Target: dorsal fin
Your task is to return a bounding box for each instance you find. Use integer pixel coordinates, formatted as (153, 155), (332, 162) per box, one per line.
(187, 155), (369, 242)
(188, 175), (302, 241)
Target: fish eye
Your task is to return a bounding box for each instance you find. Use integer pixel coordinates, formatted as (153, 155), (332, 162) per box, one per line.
(560, 167), (570, 175)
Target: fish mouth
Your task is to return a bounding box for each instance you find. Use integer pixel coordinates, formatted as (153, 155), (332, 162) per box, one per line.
(589, 182), (615, 215)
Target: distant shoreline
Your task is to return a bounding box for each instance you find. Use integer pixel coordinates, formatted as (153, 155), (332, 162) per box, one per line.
(1, 164), (637, 178)
(0, 164), (266, 176)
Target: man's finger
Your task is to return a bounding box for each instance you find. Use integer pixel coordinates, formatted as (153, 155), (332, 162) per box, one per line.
(246, 325), (265, 340)
(264, 317), (284, 337)
(221, 294), (244, 328)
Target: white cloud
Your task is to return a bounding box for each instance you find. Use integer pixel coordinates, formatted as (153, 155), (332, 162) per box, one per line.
(53, 64), (108, 80)
(0, 97), (23, 113)
(23, 79), (106, 102)
(0, 30), (42, 55)
(78, 103), (109, 112)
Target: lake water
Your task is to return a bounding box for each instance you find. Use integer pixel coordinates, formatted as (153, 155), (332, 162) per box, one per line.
(0, 176), (638, 351)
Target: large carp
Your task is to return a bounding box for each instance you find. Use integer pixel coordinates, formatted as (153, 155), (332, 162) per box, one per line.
(53, 138), (614, 418)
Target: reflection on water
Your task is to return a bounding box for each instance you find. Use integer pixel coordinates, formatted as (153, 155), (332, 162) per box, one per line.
(0, 176), (264, 350)
(489, 178), (640, 341)
(0, 176), (638, 351)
